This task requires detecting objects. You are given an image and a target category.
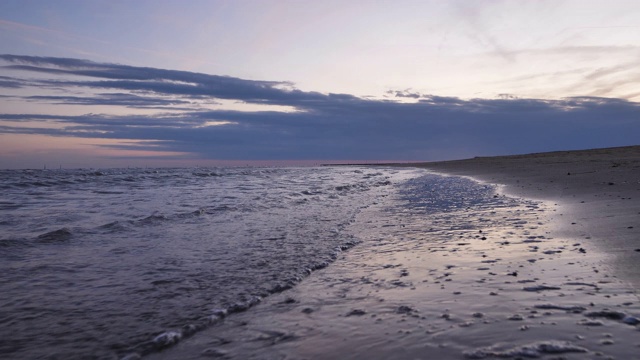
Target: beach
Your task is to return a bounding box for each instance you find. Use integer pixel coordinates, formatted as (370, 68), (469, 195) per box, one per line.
(3, 3), (640, 360)
(148, 146), (640, 360)
(411, 145), (640, 291)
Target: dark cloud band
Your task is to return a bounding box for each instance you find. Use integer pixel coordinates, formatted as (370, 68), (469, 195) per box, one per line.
(1, 54), (638, 161)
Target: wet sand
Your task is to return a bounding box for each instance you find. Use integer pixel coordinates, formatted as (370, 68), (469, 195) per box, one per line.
(147, 146), (640, 360)
(410, 145), (640, 291)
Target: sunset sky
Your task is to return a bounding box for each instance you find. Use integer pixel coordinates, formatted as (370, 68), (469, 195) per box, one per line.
(1, 0), (639, 168)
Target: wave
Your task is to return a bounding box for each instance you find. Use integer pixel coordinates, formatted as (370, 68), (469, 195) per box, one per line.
(93, 190), (126, 195)
(192, 171), (222, 177)
(120, 238), (362, 359)
(0, 237), (33, 249)
(0, 201), (22, 210)
(0, 166), (414, 360)
(36, 227), (73, 243)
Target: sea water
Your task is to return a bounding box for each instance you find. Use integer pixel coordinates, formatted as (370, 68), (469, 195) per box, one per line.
(0, 166), (573, 359)
(0, 166), (430, 359)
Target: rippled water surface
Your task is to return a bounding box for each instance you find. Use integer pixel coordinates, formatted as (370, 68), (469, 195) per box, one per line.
(0, 166), (427, 359)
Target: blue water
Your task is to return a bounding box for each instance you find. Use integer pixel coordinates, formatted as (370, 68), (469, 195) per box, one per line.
(0, 166), (429, 359)
(0, 166), (533, 359)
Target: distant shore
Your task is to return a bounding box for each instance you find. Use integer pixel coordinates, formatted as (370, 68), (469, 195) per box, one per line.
(405, 145), (640, 290)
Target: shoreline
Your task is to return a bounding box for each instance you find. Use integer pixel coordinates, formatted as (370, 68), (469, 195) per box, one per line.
(405, 145), (640, 291)
(147, 153), (640, 359)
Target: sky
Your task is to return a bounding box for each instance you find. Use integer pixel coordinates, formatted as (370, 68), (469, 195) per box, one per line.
(0, 0), (639, 169)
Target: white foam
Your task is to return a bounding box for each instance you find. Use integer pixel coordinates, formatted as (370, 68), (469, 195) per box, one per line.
(152, 331), (182, 347)
(464, 340), (588, 359)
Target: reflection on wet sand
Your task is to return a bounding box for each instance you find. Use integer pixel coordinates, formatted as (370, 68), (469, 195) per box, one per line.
(150, 174), (639, 360)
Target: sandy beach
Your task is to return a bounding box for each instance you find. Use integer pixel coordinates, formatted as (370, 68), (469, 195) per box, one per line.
(411, 145), (640, 291)
(147, 146), (640, 360)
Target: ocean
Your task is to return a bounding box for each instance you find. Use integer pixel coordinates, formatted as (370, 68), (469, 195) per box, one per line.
(0, 166), (547, 359)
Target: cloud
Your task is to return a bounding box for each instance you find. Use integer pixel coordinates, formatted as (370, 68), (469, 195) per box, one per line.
(387, 89), (422, 99)
(1, 55), (639, 162)
(0, 75), (25, 88)
(499, 45), (640, 59)
(0, 54), (298, 101)
(453, 1), (516, 63)
(22, 93), (197, 109)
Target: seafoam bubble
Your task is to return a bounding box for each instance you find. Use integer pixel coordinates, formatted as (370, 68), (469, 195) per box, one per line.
(120, 352), (142, 360)
(577, 319), (604, 326)
(463, 340), (588, 359)
(181, 324), (198, 336)
(152, 331), (182, 348)
(228, 296), (262, 313)
(201, 348), (228, 357)
(564, 281), (598, 288)
(211, 308), (228, 318)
